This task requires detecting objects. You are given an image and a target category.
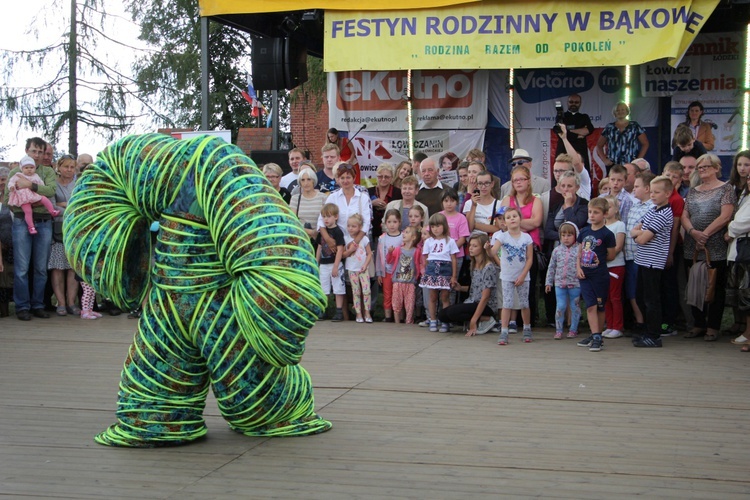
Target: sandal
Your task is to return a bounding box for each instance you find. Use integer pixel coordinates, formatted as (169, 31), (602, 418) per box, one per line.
(741, 345), (750, 352)
(56, 306), (67, 316)
(684, 328), (706, 339)
(704, 329), (720, 342)
(731, 334), (750, 345)
(66, 305), (81, 316)
(723, 323), (747, 335)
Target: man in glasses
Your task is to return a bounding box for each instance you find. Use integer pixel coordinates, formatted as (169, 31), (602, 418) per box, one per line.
(554, 94), (594, 174)
(500, 149), (550, 198)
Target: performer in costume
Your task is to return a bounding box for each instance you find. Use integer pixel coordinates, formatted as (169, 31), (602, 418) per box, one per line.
(64, 133), (331, 447)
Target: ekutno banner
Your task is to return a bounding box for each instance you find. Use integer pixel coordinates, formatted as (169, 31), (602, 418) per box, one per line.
(328, 70), (488, 132)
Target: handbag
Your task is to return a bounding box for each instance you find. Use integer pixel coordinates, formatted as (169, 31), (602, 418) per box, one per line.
(53, 219), (64, 243)
(694, 248), (717, 304)
(735, 234), (750, 264)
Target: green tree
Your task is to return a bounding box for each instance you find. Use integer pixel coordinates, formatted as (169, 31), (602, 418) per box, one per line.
(127, 0), (288, 141)
(0, 0), (155, 155)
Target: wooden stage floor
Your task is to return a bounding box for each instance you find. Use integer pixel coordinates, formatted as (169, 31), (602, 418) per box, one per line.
(1, 315), (749, 499)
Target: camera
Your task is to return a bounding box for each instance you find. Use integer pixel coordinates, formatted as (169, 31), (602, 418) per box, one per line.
(473, 189), (480, 196)
(552, 101), (564, 135)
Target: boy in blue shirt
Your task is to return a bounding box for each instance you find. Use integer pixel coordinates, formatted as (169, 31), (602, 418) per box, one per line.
(629, 176), (674, 348)
(576, 198), (616, 352)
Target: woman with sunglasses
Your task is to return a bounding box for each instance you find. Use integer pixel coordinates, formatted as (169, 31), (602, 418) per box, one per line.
(681, 153), (736, 341)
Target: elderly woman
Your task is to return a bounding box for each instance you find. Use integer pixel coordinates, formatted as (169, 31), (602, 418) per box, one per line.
(289, 167), (327, 243)
(0, 166), (12, 317)
(681, 153), (737, 341)
(596, 102), (649, 168)
(263, 163), (291, 204)
(48, 156), (80, 316)
(368, 163), (401, 243)
(725, 151), (750, 348)
(393, 160), (413, 189)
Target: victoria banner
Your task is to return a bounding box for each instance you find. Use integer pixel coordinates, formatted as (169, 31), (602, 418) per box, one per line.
(325, 0), (720, 71)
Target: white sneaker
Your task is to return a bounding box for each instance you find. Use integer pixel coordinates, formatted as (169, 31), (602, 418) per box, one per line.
(602, 329), (623, 339)
(476, 319), (495, 335)
(602, 329), (612, 336)
(418, 320), (431, 327)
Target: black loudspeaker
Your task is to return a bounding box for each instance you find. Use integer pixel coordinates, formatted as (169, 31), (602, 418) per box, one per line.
(284, 38), (308, 89)
(252, 37), (308, 91)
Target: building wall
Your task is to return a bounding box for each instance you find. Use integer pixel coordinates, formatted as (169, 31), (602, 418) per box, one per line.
(290, 92), (329, 166)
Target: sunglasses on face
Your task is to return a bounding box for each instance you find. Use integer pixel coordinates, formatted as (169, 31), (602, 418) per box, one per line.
(510, 159), (529, 167)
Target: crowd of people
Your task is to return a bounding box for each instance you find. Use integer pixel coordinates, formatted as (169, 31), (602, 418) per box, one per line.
(4, 111), (748, 357)
(0, 138), (109, 321)
(268, 115), (748, 354)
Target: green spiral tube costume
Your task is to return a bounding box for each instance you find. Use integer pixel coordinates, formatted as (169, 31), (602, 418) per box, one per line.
(64, 133), (332, 446)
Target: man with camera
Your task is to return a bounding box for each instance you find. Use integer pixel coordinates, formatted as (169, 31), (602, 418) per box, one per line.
(554, 94), (594, 174)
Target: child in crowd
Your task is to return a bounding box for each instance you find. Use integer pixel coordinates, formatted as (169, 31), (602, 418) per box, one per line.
(545, 222), (581, 339)
(7, 155), (60, 234)
(376, 209), (404, 322)
(343, 214), (373, 324)
(440, 189), (470, 256)
(604, 165), (634, 221)
(316, 203), (346, 322)
(624, 171), (655, 335)
(409, 205), (426, 231)
(598, 177), (610, 197)
(576, 198), (616, 352)
(389, 225), (421, 324)
(439, 233), (498, 336)
(420, 213), (459, 332)
(602, 195), (626, 339)
(490, 207), (534, 345)
(659, 162), (687, 336)
(440, 189), (471, 302)
(630, 176), (674, 348)
(79, 279), (102, 320)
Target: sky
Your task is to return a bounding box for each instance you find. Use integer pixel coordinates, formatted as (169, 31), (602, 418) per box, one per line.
(1, 0), (148, 162)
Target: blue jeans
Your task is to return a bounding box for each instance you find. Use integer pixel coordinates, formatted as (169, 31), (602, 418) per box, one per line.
(12, 217), (52, 311)
(555, 286), (581, 334)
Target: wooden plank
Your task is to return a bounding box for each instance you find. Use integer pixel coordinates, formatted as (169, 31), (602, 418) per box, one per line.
(1, 315), (750, 498)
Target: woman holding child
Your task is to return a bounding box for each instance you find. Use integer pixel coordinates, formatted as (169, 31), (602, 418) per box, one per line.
(681, 153), (736, 341)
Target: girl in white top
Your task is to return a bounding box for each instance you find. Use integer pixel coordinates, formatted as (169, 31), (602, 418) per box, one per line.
(420, 213), (459, 333)
(602, 195), (627, 339)
(489, 207), (534, 344)
(343, 214), (373, 323)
